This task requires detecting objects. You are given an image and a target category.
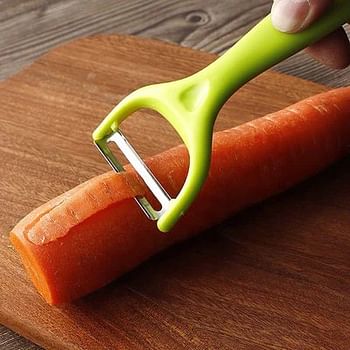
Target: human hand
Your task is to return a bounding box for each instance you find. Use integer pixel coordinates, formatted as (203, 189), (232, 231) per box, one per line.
(271, 0), (350, 68)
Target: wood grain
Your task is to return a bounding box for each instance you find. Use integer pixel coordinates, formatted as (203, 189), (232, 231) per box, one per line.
(0, 330), (38, 350)
(0, 0), (349, 86)
(0, 0), (349, 348)
(0, 34), (349, 350)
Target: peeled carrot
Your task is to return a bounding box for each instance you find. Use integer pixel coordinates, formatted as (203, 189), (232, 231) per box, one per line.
(10, 88), (350, 305)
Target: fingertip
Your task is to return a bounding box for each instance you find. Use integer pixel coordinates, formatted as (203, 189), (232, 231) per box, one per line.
(301, 0), (333, 30)
(271, 0), (333, 33)
(271, 0), (310, 33)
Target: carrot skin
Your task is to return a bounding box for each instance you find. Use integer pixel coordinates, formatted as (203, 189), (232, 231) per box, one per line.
(10, 88), (350, 304)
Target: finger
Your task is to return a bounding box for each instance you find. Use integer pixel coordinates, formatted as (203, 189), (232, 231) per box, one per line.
(305, 27), (350, 69)
(271, 0), (332, 33)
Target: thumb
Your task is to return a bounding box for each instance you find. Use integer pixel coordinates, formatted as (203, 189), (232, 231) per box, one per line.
(271, 0), (332, 33)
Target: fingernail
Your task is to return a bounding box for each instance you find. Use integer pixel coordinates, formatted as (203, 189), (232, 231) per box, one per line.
(271, 0), (310, 33)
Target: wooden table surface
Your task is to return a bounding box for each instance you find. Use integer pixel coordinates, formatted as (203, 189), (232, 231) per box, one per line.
(0, 1), (349, 349)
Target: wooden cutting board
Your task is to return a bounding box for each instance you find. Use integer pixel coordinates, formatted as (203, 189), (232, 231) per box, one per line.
(0, 35), (349, 350)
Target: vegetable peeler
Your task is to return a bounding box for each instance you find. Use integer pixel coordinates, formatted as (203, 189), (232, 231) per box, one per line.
(93, 0), (350, 233)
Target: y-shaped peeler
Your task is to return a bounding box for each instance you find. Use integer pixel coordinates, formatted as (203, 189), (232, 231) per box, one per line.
(93, 0), (350, 232)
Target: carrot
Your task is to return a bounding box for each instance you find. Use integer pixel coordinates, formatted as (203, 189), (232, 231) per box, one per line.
(10, 88), (350, 305)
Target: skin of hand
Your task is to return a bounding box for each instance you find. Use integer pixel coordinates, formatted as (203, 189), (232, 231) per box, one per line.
(271, 0), (350, 69)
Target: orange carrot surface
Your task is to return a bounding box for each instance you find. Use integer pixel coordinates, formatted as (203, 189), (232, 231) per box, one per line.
(10, 88), (350, 305)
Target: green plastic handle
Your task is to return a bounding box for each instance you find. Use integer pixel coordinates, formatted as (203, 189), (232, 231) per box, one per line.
(94, 0), (350, 232)
(198, 0), (350, 113)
